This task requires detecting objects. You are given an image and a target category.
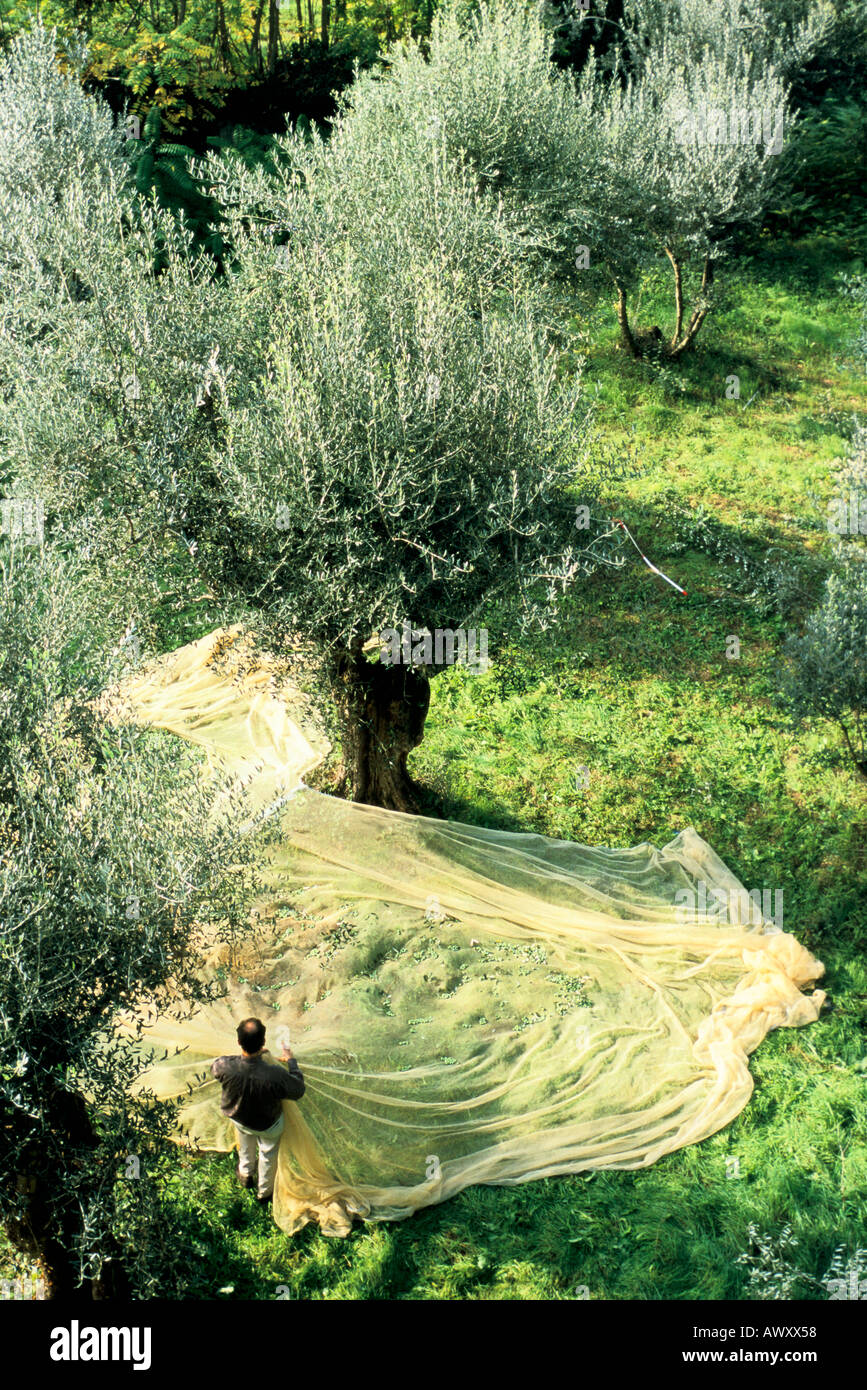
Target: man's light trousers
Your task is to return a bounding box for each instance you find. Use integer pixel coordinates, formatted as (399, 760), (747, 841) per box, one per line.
(233, 1110), (285, 1199)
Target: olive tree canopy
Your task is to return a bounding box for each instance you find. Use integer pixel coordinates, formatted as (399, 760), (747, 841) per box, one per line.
(0, 22), (619, 811)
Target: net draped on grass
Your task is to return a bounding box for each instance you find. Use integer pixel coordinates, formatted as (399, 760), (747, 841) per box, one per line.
(108, 630), (826, 1238)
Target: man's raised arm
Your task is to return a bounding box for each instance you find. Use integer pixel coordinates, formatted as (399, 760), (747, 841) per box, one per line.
(278, 1045), (305, 1100)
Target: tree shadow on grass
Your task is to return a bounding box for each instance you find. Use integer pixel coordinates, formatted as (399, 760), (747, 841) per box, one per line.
(678, 341), (799, 403)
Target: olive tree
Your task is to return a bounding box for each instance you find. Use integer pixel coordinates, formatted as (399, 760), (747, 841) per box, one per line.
(603, 0), (831, 355)
(842, 273), (867, 376)
(334, 0), (828, 356)
(0, 539), (266, 1298)
(1, 23), (616, 813)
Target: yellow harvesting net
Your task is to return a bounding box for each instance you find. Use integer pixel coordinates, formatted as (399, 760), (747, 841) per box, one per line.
(112, 629), (826, 1237)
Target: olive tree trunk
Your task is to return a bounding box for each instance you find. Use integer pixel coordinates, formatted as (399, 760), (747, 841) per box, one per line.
(615, 257), (714, 359)
(332, 651), (431, 812)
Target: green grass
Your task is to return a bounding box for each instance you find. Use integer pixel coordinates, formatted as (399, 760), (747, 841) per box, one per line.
(214, 236), (865, 1301)
(154, 235), (867, 1301)
(6, 235), (864, 1302)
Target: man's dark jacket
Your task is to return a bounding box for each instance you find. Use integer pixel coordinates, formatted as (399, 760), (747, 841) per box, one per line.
(211, 1051), (305, 1131)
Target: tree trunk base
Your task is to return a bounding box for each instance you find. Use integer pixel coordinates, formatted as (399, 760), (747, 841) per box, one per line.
(630, 326), (664, 358)
(334, 653), (431, 813)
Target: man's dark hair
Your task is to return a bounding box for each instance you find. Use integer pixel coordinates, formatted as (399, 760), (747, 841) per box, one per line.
(237, 1018), (266, 1054)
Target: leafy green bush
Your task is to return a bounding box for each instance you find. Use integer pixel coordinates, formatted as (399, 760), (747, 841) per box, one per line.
(125, 106), (227, 267)
(0, 2), (385, 134)
(768, 95), (867, 240)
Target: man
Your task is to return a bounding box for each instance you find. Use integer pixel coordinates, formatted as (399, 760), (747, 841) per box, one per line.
(211, 1018), (305, 1204)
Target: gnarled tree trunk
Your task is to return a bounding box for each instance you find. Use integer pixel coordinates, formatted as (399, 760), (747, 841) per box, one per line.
(615, 285), (663, 358)
(332, 651), (430, 812)
(616, 256), (714, 359)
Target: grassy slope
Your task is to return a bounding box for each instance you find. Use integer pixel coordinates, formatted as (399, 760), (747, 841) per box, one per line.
(5, 236), (863, 1302)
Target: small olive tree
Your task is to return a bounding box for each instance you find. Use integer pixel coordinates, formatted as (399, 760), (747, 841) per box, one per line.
(0, 18), (125, 244)
(842, 273), (867, 377)
(602, 0), (830, 355)
(0, 539), (265, 1298)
